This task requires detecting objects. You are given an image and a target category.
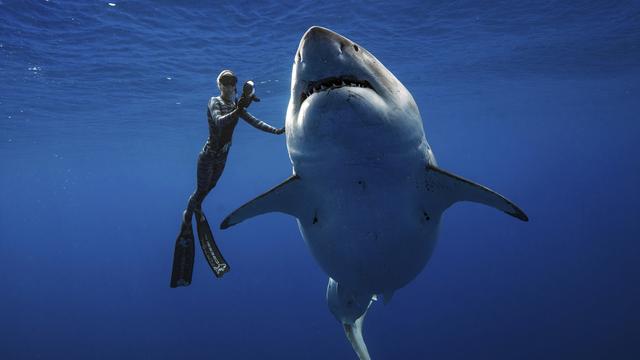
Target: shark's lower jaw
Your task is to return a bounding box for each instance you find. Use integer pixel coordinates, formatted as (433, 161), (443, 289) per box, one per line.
(300, 76), (375, 105)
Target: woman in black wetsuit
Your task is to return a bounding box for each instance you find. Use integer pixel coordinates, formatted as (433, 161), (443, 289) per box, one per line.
(170, 69), (284, 287)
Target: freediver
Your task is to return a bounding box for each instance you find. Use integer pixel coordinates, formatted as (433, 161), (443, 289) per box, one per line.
(170, 69), (285, 287)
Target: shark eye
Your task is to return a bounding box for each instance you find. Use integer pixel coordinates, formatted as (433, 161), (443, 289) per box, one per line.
(353, 44), (359, 52)
(297, 51), (301, 63)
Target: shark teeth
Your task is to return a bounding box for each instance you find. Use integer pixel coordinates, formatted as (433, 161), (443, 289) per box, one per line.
(300, 76), (374, 104)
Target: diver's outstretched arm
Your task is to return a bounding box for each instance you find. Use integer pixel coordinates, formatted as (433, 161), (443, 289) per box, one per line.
(239, 109), (285, 134)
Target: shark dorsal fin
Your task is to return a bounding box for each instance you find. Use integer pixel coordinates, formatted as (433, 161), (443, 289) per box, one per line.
(220, 175), (304, 229)
(425, 165), (528, 221)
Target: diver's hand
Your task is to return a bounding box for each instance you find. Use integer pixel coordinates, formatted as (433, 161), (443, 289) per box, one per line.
(237, 95), (253, 109)
(275, 127), (285, 135)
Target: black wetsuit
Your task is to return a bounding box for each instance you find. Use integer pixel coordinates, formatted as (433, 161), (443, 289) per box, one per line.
(184, 96), (280, 223)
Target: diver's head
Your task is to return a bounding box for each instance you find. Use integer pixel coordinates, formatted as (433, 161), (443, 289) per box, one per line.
(217, 69), (237, 101)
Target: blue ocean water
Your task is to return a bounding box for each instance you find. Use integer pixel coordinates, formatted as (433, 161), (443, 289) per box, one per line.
(1, 0), (639, 359)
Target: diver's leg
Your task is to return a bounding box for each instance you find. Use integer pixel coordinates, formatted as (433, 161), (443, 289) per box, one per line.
(184, 149), (217, 224)
(186, 150), (226, 221)
(194, 152), (231, 278)
(202, 151), (228, 198)
(170, 149), (215, 287)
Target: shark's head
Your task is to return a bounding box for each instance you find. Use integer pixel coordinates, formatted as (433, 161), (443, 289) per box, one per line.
(285, 27), (427, 165)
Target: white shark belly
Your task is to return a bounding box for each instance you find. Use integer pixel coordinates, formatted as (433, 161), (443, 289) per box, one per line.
(292, 150), (439, 294)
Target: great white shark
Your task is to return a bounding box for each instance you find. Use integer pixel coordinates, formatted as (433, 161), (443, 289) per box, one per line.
(221, 26), (528, 359)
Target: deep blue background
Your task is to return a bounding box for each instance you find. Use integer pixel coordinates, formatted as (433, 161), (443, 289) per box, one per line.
(1, 1), (639, 359)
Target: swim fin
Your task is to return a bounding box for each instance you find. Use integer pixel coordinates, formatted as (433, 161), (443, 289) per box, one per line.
(170, 222), (195, 288)
(195, 210), (231, 278)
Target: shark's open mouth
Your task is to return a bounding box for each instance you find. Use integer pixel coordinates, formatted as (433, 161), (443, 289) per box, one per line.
(300, 76), (375, 105)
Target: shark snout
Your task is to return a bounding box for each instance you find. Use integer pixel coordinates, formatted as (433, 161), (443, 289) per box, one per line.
(297, 26), (355, 63)
(293, 26), (374, 107)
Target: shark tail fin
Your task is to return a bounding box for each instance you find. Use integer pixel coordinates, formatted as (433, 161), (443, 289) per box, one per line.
(425, 165), (528, 221)
(344, 311), (371, 360)
(220, 175), (304, 229)
(327, 278), (374, 360)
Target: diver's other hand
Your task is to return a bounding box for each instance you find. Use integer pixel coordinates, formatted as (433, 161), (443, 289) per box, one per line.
(237, 96), (251, 110)
(275, 127), (285, 135)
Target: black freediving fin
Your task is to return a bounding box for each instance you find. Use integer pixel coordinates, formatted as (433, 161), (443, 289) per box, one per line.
(195, 210), (231, 278)
(170, 222), (195, 288)
(425, 165), (528, 221)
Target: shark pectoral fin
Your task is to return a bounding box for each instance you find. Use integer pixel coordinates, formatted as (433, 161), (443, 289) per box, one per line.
(220, 175), (304, 229)
(425, 165), (528, 221)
